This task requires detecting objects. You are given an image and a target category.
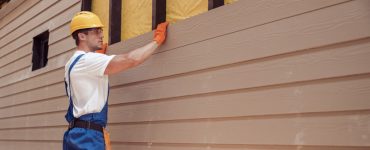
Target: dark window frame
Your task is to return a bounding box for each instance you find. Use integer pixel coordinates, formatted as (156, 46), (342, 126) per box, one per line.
(152, 0), (166, 30)
(208, 0), (224, 10)
(109, 0), (121, 44)
(32, 30), (49, 71)
(81, 0), (91, 11)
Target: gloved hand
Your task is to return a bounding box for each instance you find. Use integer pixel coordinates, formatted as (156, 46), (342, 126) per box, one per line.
(153, 22), (169, 45)
(96, 43), (108, 54)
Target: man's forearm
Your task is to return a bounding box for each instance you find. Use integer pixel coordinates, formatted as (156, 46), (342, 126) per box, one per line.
(128, 41), (158, 65)
(104, 41), (159, 75)
(104, 22), (168, 75)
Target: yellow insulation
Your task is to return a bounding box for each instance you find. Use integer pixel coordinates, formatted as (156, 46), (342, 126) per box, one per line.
(166, 0), (208, 23)
(121, 0), (152, 40)
(91, 0), (236, 41)
(225, 0), (238, 5)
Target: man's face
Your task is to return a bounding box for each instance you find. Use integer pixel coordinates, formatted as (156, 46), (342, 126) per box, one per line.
(85, 28), (104, 51)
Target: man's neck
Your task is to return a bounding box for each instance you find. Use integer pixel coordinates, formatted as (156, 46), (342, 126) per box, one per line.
(77, 44), (93, 53)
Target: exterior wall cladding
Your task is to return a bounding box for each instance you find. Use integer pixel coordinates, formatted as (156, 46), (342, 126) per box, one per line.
(0, 0), (370, 149)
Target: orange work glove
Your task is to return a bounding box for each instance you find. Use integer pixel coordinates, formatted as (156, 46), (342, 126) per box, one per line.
(96, 43), (108, 54)
(153, 22), (169, 45)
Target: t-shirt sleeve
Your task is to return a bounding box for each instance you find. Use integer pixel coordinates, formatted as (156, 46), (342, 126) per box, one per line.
(81, 53), (116, 76)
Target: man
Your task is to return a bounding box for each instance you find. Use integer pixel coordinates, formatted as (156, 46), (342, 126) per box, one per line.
(63, 11), (168, 150)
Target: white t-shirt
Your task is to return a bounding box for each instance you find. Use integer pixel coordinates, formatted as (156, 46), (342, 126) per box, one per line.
(65, 50), (115, 118)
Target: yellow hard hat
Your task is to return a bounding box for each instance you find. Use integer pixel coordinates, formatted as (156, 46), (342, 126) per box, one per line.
(70, 11), (104, 34)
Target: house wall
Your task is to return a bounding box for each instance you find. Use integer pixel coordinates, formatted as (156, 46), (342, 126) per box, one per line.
(0, 0), (369, 149)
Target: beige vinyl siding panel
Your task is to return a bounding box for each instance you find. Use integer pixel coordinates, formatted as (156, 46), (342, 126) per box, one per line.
(0, 2), (80, 77)
(0, 0), (38, 29)
(0, 112), (65, 129)
(0, 0), (26, 19)
(0, 0), (370, 149)
(48, 22), (71, 44)
(111, 145), (368, 150)
(108, 38), (370, 105)
(0, 141), (60, 150)
(108, 74), (370, 123)
(0, 110), (369, 143)
(0, 96), (66, 119)
(108, 113), (370, 146)
(0, 69), (64, 98)
(0, 42), (31, 69)
(0, 0), (57, 49)
(0, 0), (79, 59)
(1, 75), (369, 128)
(0, 113), (369, 146)
(48, 36), (75, 58)
(0, 83), (65, 108)
(0, 0), (58, 51)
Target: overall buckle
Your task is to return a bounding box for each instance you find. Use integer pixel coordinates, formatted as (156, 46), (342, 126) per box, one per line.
(87, 121), (91, 129)
(69, 120), (75, 129)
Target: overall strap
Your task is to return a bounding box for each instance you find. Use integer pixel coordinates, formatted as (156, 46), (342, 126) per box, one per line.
(67, 54), (85, 99)
(65, 54), (84, 122)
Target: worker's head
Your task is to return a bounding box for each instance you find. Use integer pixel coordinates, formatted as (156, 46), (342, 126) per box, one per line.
(70, 11), (104, 51)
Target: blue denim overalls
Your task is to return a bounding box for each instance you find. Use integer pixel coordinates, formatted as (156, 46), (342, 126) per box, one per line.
(63, 54), (109, 150)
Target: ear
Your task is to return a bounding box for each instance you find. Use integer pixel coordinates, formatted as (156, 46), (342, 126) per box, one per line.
(78, 32), (87, 41)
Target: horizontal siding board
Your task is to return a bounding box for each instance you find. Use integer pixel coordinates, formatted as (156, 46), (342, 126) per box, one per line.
(0, 142), (366, 150)
(0, 43), (31, 69)
(109, 38), (370, 105)
(109, 76), (370, 123)
(0, 1), (80, 58)
(0, 0), (77, 49)
(1, 114), (368, 146)
(0, 126), (65, 141)
(48, 36), (75, 59)
(110, 114), (370, 146)
(108, 113), (370, 146)
(0, 83), (65, 108)
(1, 75), (370, 128)
(0, 0), (26, 21)
(0, 68), (31, 88)
(0, 0), (58, 46)
(48, 22), (71, 44)
(0, 76), (370, 128)
(0, 0), (40, 29)
(111, 144), (369, 150)
(0, 112), (66, 129)
(0, 97), (66, 119)
(0, 69), (64, 98)
(109, 0), (370, 87)
(0, 55), (31, 79)
(0, 141), (61, 150)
